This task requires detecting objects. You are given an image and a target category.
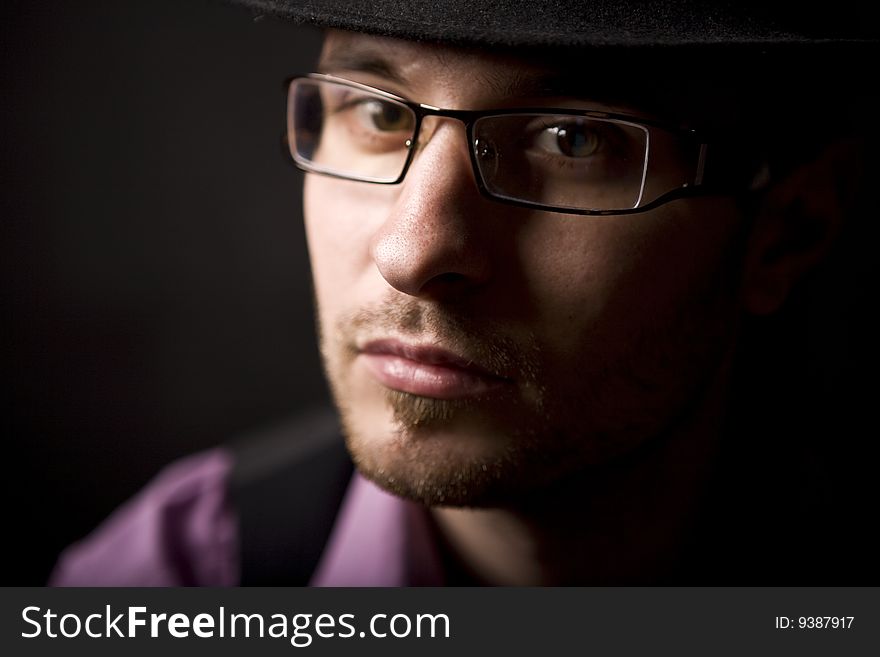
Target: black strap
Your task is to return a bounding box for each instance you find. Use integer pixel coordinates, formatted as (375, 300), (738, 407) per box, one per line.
(229, 407), (353, 585)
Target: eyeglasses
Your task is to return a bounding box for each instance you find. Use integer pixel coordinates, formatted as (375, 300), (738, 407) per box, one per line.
(285, 73), (712, 216)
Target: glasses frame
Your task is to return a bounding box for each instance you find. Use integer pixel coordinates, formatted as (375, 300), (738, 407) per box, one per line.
(285, 73), (712, 216)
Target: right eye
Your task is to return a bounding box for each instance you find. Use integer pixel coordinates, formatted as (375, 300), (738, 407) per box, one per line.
(352, 99), (415, 133)
(324, 91), (415, 153)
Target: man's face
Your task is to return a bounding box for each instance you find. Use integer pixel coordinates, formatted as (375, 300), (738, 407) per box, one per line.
(305, 31), (748, 507)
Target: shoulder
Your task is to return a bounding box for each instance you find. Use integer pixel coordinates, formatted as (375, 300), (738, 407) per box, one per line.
(50, 407), (354, 587)
(50, 448), (237, 586)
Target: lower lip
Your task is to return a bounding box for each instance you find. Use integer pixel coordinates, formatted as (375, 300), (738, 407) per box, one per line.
(360, 353), (506, 399)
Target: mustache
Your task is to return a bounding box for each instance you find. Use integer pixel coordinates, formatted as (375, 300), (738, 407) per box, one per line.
(335, 296), (540, 382)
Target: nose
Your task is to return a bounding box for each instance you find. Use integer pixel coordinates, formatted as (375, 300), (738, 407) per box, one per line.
(369, 118), (493, 300)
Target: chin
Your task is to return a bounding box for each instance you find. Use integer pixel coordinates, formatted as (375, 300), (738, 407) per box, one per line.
(336, 392), (574, 508)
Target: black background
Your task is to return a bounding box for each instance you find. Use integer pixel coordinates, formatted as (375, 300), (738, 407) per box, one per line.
(4, 1), (879, 586)
(3, 0), (327, 584)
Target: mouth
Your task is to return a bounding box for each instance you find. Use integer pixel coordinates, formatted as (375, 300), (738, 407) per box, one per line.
(357, 338), (510, 400)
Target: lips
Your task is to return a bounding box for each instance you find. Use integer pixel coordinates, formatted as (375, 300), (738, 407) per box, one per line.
(358, 339), (508, 399)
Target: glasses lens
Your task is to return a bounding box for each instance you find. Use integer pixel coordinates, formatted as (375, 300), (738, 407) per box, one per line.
(473, 114), (649, 211)
(288, 78), (416, 183)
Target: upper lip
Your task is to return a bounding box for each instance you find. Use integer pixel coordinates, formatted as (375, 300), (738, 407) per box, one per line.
(360, 339), (506, 380)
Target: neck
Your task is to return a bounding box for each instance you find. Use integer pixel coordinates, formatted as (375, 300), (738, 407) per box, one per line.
(429, 356), (733, 586)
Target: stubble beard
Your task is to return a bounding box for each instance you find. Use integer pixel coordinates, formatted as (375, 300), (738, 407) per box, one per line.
(319, 244), (744, 509)
(383, 389), (470, 428)
(319, 297), (572, 507)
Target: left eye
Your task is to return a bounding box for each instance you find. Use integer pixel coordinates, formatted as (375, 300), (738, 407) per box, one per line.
(534, 121), (602, 158)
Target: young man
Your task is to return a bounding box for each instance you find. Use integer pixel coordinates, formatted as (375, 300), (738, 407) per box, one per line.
(52, 1), (877, 585)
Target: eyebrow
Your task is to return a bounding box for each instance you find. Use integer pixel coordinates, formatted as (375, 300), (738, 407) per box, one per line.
(317, 46), (408, 85)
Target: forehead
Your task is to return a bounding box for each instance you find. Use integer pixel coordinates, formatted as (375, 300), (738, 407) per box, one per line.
(320, 31), (561, 106)
(318, 31), (747, 129)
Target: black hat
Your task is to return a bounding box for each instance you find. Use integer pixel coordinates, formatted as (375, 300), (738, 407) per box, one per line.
(233, 0), (878, 49)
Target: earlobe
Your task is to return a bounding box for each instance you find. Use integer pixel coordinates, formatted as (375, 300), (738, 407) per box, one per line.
(741, 139), (863, 315)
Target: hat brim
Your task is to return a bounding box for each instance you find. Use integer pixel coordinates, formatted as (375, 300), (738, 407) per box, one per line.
(231, 0), (879, 49)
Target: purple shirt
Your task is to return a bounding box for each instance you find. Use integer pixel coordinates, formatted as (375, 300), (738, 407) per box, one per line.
(50, 448), (443, 586)
(310, 473), (444, 586)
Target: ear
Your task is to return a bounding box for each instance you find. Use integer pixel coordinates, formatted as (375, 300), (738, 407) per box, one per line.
(741, 139), (864, 315)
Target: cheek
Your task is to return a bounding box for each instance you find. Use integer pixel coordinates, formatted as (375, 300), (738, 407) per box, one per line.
(514, 217), (645, 348)
(516, 203), (745, 358)
(304, 175), (386, 316)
